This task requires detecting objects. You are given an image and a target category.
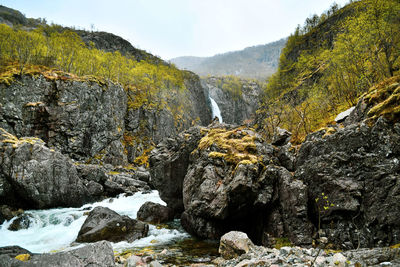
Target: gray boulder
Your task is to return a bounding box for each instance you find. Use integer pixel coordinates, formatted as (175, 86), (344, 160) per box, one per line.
(219, 231), (254, 260)
(0, 246), (31, 258)
(76, 206), (148, 243)
(0, 241), (115, 267)
(137, 201), (174, 224)
(181, 126), (280, 242)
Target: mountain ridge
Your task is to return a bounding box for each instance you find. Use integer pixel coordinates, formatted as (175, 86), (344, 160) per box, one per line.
(171, 38), (286, 80)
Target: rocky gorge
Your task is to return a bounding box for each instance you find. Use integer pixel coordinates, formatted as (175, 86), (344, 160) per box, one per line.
(0, 70), (399, 266)
(0, 2), (399, 265)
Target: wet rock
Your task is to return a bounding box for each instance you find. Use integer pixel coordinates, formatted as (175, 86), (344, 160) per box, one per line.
(0, 241), (115, 267)
(0, 205), (23, 224)
(137, 201), (174, 224)
(76, 206), (148, 243)
(0, 246), (31, 258)
(219, 231), (254, 259)
(8, 214), (33, 231)
(0, 128), (91, 209)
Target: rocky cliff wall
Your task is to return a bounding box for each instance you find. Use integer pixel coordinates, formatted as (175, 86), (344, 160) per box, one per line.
(202, 77), (261, 125)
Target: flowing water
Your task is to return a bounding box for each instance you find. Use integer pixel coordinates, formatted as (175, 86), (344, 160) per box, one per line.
(0, 191), (219, 265)
(209, 96), (223, 123)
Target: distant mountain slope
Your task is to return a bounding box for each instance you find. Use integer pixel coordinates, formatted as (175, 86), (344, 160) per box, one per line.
(171, 38), (286, 80)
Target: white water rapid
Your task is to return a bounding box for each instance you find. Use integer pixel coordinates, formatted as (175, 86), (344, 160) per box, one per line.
(0, 191), (189, 253)
(209, 96), (223, 123)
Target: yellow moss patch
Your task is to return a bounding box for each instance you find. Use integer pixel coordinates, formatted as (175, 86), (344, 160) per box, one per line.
(390, 243), (400, 249)
(107, 171), (121, 175)
(322, 127), (337, 138)
(199, 127), (260, 165)
(0, 62), (107, 87)
(0, 128), (41, 148)
(15, 254), (30, 261)
(364, 76), (400, 123)
(24, 102), (44, 107)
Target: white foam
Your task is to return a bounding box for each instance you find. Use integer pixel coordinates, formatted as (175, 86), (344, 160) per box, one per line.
(210, 96), (223, 122)
(0, 191), (186, 253)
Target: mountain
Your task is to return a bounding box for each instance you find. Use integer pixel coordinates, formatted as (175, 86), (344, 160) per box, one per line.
(170, 38), (286, 80)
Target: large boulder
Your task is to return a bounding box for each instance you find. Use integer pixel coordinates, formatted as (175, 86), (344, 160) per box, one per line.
(149, 126), (205, 214)
(137, 201), (174, 224)
(76, 206), (148, 243)
(181, 126), (282, 242)
(219, 231), (254, 260)
(0, 128), (91, 209)
(0, 74), (127, 164)
(296, 117), (400, 248)
(0, 241), (115, 267)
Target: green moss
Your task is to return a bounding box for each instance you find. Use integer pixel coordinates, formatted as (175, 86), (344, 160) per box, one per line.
(198, 127), (260, 166)
(364, 76), (400, 123)
(273, 237), (292, 249)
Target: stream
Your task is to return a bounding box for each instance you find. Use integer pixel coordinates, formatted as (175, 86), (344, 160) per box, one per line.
(0, 191), (219, 265)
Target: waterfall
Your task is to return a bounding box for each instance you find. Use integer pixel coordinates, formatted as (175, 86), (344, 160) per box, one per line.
(209, 96), (223, 123)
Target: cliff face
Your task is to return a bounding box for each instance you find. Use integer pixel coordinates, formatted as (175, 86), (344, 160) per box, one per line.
(202, 77), (261, 125)
(0, 74), (127, 165)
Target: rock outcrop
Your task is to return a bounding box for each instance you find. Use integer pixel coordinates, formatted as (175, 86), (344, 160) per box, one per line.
(0, 241), (115, 267)
(0, 128), (91, 209)
(76, 206), (149, 243)
(151, 124), (312, 245)
(296, 117), (400, 248)
(137, 201), (174, 224)
(0, 74), (127, 165)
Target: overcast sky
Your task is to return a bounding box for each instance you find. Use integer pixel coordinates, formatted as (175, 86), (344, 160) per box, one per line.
(1, 0), (349, 60)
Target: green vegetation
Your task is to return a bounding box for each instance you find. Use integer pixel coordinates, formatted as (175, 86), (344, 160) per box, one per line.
(256, 0), (400, 142)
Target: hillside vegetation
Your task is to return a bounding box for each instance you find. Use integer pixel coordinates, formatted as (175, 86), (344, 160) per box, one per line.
(0, 22), (201, 164)
(171, 38), (286, 80)
(256, 0), (400, 142)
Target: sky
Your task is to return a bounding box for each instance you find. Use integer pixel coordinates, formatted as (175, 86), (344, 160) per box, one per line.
(0, 0), (349, 60)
